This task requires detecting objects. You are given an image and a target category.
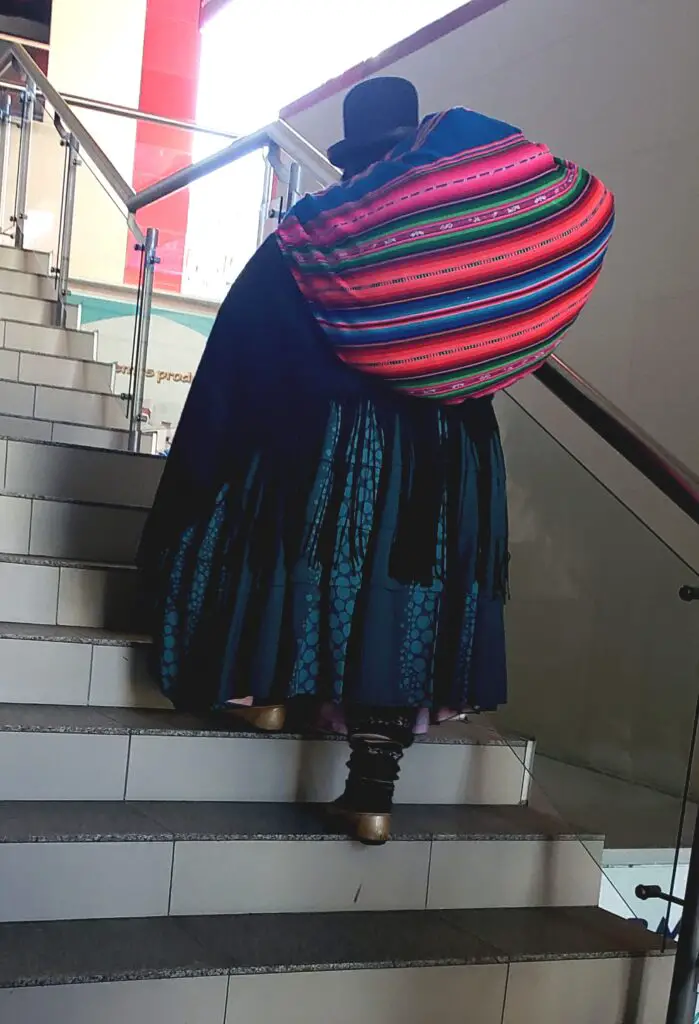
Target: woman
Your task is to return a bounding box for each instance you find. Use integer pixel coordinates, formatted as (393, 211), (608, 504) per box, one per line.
(139, 78), (614, 844)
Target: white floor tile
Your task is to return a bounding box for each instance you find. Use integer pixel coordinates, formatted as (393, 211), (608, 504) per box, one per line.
(0, 268), (54, 299)
(0, 348), (19, 380)
(35, 387), (126, 431)
(502, 955), (674, 1024)
(0, 248), (50, 275)
(0, 637), (91, 704)
(4, 440), (161, 506)
(427, 838), (603, 909)
(0, 732), (129, 799)
(0, 437), (6, 482)
(18, 353), (113, 393)
(0, 495), (31, 553)
(29, 500), (146, 563)
(399, 742), (526, 805)
(0, 561), (59, 624)
(3, 320), (95, 360)
(0, 976), (229, 1024)
(51, 422), (129, 450)
(126, 734), (523, 804)
(0, 379), (35, 417)
(125, 735), (357, 803)
(90, 644), (171, 708)
(0, 841), (173, 921)
(170, 839), (431, 916)
(57, 567), (137, 630)
(227, 965), (508, 1024)
(0, 414), (52, 442)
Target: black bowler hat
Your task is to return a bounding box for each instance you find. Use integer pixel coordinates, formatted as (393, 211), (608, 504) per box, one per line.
(327, 77), (420, 170)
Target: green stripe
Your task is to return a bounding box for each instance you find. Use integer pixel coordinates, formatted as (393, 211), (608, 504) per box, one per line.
(354, 161), (571, 247)
(295, 171), (588, 273)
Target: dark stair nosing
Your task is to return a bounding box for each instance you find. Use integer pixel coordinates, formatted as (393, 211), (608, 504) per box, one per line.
(0, 703), (528, 747)
(0, 800), (598, 845)
(0, 907), (672, 989)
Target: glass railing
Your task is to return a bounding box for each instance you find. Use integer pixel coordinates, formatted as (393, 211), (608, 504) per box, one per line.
(0, 41), (337, 451)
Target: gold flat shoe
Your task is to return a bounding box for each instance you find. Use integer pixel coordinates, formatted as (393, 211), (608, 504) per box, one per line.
(223, 704), (286, 732)
(327, 804), (391, 846)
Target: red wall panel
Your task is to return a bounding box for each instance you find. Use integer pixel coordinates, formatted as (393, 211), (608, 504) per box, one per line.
(126, 0), (201, 292)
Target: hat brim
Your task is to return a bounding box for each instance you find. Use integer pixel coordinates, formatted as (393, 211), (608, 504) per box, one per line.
(327, 126), (415, 169)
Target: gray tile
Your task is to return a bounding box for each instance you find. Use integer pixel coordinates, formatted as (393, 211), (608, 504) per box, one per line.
(0, 840), (173, 921)
(0, 917), (227, 986)
(139, 802), (341, 841)
(0, 975), (230, 1024)
(0, 637), (91, 705)
(226, 965), (507, 1024)
(0, 802), (172, 843)
(169, 839), (431, 916)
(0, 732), (129, 800)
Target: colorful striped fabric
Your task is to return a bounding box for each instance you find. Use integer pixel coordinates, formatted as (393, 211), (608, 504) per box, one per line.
(277, 108), (615, 403)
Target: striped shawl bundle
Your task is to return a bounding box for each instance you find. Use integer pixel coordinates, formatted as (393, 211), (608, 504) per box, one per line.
(277, 107), (615, 403)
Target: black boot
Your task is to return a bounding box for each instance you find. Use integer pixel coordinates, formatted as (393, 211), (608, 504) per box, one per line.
(329, 708), (416, 846)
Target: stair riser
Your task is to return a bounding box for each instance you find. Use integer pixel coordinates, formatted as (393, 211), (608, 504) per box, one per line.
(0, 267), (57, 300)
(0, 439), (162, 507)
(0, 956), (674, 1024)
(0, 379), (127, 430)
(0, 351), (115, 393)
(0, 496), (147, 564)
(2, 319), (97, 361)
(0, 638), (164, 708)
(0, 836), (602, 922)
(0, 562), (138, 630)
(0, 731), (529, 805)
(0, 293), (80, 330)
(0, 414), (130, 449)
(0, 247), (50, 275)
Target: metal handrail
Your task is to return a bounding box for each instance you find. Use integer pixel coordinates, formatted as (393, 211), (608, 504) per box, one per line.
(0, 41), (144, 243)
(128, 119), (339, 213)
(0, 80), (240, 140)
(533, 356), (699, 526)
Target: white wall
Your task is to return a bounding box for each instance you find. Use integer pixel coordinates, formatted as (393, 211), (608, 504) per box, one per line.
(1, 0), (148, 282)
(287, 0), (699, 477)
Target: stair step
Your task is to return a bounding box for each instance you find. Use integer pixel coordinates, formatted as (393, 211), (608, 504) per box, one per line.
(0, 266), (57, 301)
(0, 292), (80, 330)
(0, 413), (131, 449)
(0, 350), (115, 393)
(2, 319), (97, 361)
(0, 247), (51, 276)
(0, 437), (163, 507)
(0, 704), (534, 805)
(0, 378), (127, 430)
(0, 801), (602, 921)
(0, 908), (672, 1024)
(0, 492), (147, 564)
(0, 553), (138, 631)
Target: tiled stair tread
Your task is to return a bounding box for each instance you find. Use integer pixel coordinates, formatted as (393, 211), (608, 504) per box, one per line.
(0, 411), (129, 437)
(0, 488), (148, 512)
(0, 551), (136, 571)
(0, 908), (671, 988)
(0, 435), (154, 459)
(0, 375), (123, 400)
(1, 316), (95, 338)
(0, 800), (597, 844)
(0, 622), (148, 644)
(0, 703), (526, 746)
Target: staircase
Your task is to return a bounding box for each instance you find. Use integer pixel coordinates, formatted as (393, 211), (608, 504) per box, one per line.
(0, 247), (674, 1023)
